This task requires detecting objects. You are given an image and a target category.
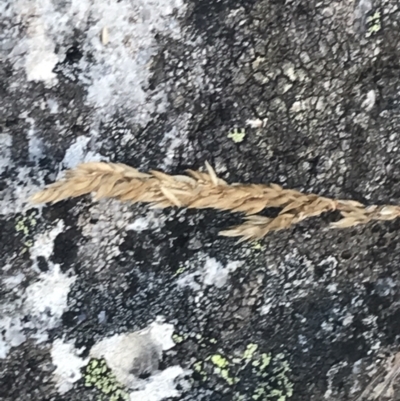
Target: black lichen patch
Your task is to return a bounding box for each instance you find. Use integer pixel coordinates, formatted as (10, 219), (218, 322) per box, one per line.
(51, 225), (82, 273)
(0, 344), (56, 401)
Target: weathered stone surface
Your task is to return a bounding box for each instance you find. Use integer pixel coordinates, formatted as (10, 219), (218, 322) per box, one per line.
(1, 0), (400, 400)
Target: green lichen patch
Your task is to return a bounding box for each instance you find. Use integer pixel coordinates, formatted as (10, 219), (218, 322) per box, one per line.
(174, 266), (186, 276)
(83, 358), (129, 401)
(243, 343), (258, 360)
(253, 352), (292, 400)
(251, 241), (265, 251)
(172, 333), (186, 344)
(210, 354), (229, 368)
(15, 210), (38, 253)
(228, 128), (246, 143)
(191, 342), (293, 401)
(366, 10), (381, 37)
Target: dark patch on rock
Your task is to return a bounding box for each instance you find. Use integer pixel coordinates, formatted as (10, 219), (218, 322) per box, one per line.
(0, 343), (55, 401)
(51, 225), (81, 273)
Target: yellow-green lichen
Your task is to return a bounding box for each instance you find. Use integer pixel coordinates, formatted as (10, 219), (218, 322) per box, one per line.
(252, 241), (264, 250)
(243, 343), (258, 360)
(366, 11), (381, 37)
(193, 361), (204, 373)
(15, 211), (38, 253)
(83, 358), (129, 401)
(172, 333), (185, 344)
(190, 331), (220, 349)
(193, 340), (293, 401)
(210, 354), (229, 368)
(174, 266), (186, 276)
(228, 128), (246, 143)
(258, 353), (272, 372)
(252, 352), (293, 400)
(252, 386), (266, 400)
(193, 360), (208, 380)
(207, 354), (238, 385)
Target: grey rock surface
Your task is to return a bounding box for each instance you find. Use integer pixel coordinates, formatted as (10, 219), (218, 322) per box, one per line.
(1, 0), (400, 400)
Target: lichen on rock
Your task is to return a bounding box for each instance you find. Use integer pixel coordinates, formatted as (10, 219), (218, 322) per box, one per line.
(2, 0), (400, 400)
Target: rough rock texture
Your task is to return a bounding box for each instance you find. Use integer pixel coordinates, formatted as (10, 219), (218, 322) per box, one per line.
(1, 0), (400, 400)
